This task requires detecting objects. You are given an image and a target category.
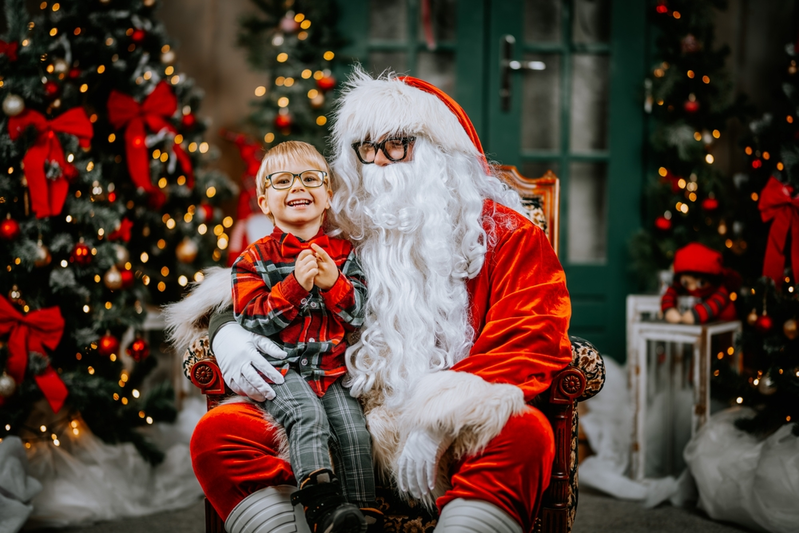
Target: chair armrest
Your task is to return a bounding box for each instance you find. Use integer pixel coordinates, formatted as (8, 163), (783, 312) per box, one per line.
(182, 335), (231, 407)
(568, 336), (605, 402)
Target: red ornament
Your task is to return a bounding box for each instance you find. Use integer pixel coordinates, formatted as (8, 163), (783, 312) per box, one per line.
(655, 216), (672, 231)
(131, 29), (146, 43)
(181, 113), (196, 128)
(70, 242), (92, 265)
(120, 269), (135, 289)
(684, 100), (700, 113)
(275, 112), (293, 129)
(0, 216), (20, 240)
(755, 314), (773, 334)
(198, 202), (215, 223)
(44, 81), (60, 99)
(68, 68), (81, 79)
(98, 333), (120, 357)
(127, 337), (150, 362)
(316, 75), (336, 92)
(701, 197), (719, 211)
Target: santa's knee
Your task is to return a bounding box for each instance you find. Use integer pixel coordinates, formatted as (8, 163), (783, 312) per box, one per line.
(225, 486), (310, 533)
(435, 499), (522, 533)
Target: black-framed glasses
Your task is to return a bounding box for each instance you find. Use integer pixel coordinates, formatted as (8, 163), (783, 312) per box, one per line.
(265, 170), (328, 190)
(351, 137), (416, 164)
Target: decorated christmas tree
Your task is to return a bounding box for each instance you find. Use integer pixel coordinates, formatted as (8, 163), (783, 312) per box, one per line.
(0, 0), (235, 461)
(236, 0), (342, 151)
(630, 0), (744, 290)
(714, 37), (799, 436)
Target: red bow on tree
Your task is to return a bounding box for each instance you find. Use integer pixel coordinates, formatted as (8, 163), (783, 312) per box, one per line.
(280, 232), (330, 258)
(0, 39), (18, 61)
(759, 176), (799, 288)
(106, 82), (194, 207)
(8, 108), (93, 218)
(108, 217), (133, 242)
(0, 296), (68, 413)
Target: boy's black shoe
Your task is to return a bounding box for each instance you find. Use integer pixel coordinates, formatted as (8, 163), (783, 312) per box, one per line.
(291, 469), (367, 533)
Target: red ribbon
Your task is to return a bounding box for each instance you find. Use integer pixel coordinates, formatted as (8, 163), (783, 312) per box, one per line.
(280, 233), (330, 258)
(106, 82), (194, 206)
(108, 217), (133, 242)
(0, 296), (68, 413)
(0, 40), (18, 61)
(759, 177), (799, 288)
(8, 108), (94, 219)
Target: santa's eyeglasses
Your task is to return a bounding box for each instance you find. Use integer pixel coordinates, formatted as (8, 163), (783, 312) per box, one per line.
(351, 137), (416, 164)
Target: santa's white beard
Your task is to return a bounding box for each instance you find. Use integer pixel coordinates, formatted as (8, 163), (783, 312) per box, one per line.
(337, 140), (509, 407)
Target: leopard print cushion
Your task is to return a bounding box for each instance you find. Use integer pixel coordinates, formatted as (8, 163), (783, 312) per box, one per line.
(569, 336), (605, 401)
(182, 335), (213, 380)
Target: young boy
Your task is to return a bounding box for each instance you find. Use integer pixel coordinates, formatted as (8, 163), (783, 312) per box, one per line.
(231, 141), (375, 533)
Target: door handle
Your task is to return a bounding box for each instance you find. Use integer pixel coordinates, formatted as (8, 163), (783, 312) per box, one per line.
(500, 35), (546, 112)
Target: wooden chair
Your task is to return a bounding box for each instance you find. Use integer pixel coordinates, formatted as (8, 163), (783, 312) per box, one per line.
(183, 166), (605, 533)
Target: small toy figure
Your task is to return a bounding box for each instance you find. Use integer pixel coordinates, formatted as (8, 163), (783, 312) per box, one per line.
(661, 242), (739, 324)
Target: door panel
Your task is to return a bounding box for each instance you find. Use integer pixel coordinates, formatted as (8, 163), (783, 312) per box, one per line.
(335, 0), (645, 358)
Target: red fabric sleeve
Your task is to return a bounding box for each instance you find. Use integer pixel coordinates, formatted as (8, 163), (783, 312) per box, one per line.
(455, 204), (573, 402)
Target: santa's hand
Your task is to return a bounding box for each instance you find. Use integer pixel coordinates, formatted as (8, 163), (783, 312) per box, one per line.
(212, 322), (287, 402)
(397, 428), (453, 498)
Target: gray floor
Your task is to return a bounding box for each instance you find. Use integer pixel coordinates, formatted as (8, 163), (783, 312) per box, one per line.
(31, 488), (752, 533)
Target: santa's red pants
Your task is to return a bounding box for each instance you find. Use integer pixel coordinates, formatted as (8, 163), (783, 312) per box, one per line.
(191, 402), (554, 533)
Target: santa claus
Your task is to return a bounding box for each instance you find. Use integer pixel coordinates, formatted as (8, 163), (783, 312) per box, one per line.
(166, 68), (572, 533)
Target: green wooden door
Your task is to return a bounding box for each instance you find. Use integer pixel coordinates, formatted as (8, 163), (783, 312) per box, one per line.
(335, 0), (646, 358)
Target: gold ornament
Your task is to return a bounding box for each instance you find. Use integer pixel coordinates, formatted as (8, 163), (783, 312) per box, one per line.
(784, 318), (798, 340)
(176, 237), (199, 263)
(8, 285), (23, 305)
(113, 244), (130, 266)
(0, 371), (16, 398)
(2, 94), (25, 117)
(310, 92), (325, 109)
(53, 58), (69, 74)
(103, 265), (123, 290)
(34, 240), (51, 267)
(747, 309), (759, 326)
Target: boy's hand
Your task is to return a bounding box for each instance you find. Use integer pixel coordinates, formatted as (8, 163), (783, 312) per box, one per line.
(294, 249), (318, 292)
(311, 243), (340, 290)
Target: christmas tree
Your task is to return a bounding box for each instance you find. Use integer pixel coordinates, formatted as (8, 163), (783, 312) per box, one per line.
(0, 0), (235, 462)
(236, 0), (342, 152)
(630, 0), (744, 290)
(715, 36), (799, 436)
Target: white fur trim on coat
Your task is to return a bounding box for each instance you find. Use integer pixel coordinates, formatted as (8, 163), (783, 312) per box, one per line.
(362, 370), (527, 508)
(399, 370), (527, 460)
(331, 67), (480, 165)
(162, 266), (232, 354)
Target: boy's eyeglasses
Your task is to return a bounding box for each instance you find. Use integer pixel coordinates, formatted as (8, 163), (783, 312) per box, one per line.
(351, 137), (416, 164)
(265, 170), (328, 190)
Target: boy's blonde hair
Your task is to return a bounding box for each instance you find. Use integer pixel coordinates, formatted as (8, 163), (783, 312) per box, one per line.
(255, 141), (332, 197)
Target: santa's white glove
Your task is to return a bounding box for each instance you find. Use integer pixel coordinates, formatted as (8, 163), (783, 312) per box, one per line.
(212, 322), (287, 402)
(397, 428), (453, 498)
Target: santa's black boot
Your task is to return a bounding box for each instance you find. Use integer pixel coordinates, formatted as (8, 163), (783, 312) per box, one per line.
(290, 469), (367, 533)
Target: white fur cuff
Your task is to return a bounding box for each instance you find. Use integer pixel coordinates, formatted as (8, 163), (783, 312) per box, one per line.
(399, 370), (526, 459)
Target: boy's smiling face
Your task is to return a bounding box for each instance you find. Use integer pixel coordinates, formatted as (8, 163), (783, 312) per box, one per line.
(257, 160), (331, 240)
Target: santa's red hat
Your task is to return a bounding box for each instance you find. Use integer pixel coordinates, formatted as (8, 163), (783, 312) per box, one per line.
(331, 67), (488, 171)
(673, 242), (724, 276)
